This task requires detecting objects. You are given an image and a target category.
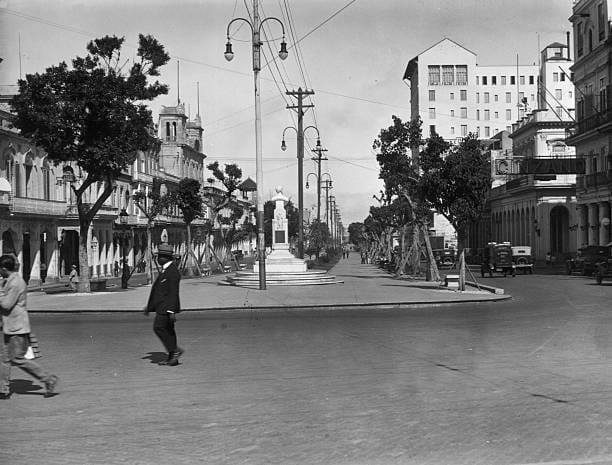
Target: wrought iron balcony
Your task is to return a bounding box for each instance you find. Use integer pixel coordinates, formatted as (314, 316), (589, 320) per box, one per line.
(10, 196), (68, 216)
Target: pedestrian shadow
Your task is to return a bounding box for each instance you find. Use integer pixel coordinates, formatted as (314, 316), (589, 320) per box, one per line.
(10, 379), (45, 396)
(142, 352), (168, 364)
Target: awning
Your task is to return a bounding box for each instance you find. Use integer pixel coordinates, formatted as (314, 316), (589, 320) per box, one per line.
(0, 177), (11, 193)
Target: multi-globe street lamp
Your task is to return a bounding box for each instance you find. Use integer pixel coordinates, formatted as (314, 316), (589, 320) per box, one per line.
(281, 125), (320, 259)
(224, 0), (288, 290)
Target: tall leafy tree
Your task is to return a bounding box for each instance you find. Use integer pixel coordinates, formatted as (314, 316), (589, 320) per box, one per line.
(132, 178), (173, 283)
(419, 133), (491, 248)
(172, 178), (203, 276)
(202, 162), (253, 266)
(373, 116), (439, 279)
(306, 219), (329, 259)
(10, 34), (170, 291)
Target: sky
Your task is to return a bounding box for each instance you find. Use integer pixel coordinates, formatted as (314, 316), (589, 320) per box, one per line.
(0, 0), (574, 226)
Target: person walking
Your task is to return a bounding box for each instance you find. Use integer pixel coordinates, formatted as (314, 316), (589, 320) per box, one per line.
(144, 244), (184, 366)
(69, 264), (78, 291)
(0, 254), (59, 399)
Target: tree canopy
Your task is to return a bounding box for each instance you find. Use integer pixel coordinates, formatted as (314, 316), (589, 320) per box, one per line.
(10, 34), (170, 291)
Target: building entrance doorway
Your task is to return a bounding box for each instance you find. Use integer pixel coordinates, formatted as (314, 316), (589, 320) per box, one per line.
(550, 206), (570, 256)
(59, 229), (79, 276)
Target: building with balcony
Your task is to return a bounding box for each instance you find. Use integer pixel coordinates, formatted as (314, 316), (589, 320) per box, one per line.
(567, 0), (612, 247)
(0, 90), (218, 285)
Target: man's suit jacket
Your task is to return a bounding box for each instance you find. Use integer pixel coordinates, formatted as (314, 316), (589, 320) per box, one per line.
(146, 262), (181, 315)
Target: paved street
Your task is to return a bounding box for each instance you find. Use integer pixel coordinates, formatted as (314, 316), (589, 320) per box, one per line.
(2, 257), (612, 464)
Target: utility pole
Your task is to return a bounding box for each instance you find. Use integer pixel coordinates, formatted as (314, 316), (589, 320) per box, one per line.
(321, 179), (333, 232)
(311, 145), (328, 222)
(286, 88), (314, 259)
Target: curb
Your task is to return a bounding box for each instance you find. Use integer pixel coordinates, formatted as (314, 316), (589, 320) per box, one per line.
(28, 294), (512, 314)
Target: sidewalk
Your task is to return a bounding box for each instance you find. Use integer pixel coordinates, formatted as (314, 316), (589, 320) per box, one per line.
(27, 253), (510, 313)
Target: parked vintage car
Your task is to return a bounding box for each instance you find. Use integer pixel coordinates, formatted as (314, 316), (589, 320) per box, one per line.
(481, 242), (516, 277)
(511, 246), (534, 274)
(594, 244), (612, 284)
(433, 248), (456, 267)
(565, 246), (609, 276)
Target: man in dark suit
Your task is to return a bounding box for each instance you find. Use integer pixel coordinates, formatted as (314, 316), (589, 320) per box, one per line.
(144, 243), (184, 366)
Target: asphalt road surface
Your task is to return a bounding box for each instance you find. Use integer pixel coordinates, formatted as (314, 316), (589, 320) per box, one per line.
(2, 273), (612, 465)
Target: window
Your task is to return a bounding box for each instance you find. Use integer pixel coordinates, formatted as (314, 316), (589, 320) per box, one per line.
(460, 107), (467, 118)
(429, 90), (435, 101)
(476, 92), (480, 103)
(476, 109), (480, 120)
(494, 111), (499, 119)
(553, 72), (559, 82)
(461, 125), (468, 137)
(510, 76), (516, 85)
(494, 94), (499, 102)
(429, 108), (436, 119)
(482, 76), (488, 85)
(442, 65), (454, 85)
(555, 106), (563, 115)
(460, 90), (467, 101)
(429, 125), (436, 136)
(555, 89), (562, 99)
(531, 94), (535, 101)
(569, 90), (573, 99)
(450, 109), (455, 117)
(450, 126), (455, 135)
(519, 92), (525, 102)
(428, 65), (440, 85)
(506, 109), (512, 120)
(506, 126), (511, 132)
(484, 110), (490, 120)
(476, 76), (480, 85)
(529, 76), (534, 85)
(484, 92), (490, 103)
(501, 76), (507, 85)
(485, 126), (490, 137)
(450, 92), (455, 100)
(456, 65), (468, 85)
(492, 76), (497, 85)
(589, 29), (593, 52)
(520, 75), (525, 85)
(577, 23), (583, 56)
(506, 92), (511, 103)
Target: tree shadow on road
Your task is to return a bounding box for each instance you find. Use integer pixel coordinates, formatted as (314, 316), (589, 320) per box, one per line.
(10, 379), (45, 396)
(141, 352), (168, 364)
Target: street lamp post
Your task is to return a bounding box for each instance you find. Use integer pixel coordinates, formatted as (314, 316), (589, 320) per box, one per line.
(225, 0), (288, 290)
(281, 125), (320, 259)
(118, 208), (129, 289)
(320, 173), (332, 232)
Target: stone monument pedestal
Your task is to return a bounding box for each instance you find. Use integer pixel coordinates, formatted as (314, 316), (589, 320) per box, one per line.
(253, 186), (307, 274)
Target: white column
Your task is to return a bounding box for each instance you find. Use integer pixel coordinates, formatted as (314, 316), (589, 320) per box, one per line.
(588, 203), (598, 245)
(600, 201), (610, 245)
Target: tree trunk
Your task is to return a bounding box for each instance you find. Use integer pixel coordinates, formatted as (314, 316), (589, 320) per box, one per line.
(183, 223), (197, 277)
(77, 220), (91, 293)
(146, 223), (154, 284)
(421, 224), (440, 282)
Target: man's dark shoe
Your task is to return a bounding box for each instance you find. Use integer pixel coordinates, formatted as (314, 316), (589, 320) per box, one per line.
(44, 375), (59, 397)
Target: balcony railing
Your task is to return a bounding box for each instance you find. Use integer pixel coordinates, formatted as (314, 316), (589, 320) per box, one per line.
(580, 170), (612, 189)
(10, 197), (68, 215)
(567, 106), (612, 139)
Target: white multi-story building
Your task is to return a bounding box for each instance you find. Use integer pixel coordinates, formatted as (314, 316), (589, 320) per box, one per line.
(567, 0), (612, 248)
(403, 38), (539, 144)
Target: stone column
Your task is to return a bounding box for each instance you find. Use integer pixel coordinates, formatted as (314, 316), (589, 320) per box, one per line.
(600, 201), (611, 245)
(588, 203), (598, 245)
(577, 205), (588, 248)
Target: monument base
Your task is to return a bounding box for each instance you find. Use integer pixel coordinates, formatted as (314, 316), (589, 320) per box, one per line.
(253, 248), (307, 273)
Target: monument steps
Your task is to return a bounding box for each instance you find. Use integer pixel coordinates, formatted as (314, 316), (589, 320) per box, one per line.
(222, 270), (344, 287)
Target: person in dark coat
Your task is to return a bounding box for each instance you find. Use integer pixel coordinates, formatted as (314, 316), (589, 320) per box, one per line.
(144, 244), (184, 366)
